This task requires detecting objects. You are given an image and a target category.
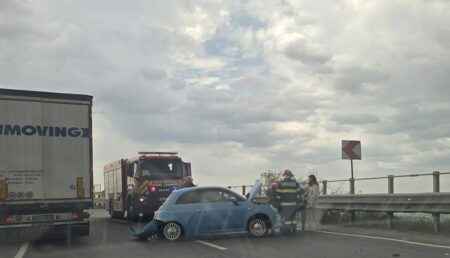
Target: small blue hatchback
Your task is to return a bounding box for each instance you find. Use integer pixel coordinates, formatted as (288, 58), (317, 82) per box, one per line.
(153, 184), (280, 240)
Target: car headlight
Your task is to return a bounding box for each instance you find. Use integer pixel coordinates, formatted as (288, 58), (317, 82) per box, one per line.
(139, 198), (145, 202)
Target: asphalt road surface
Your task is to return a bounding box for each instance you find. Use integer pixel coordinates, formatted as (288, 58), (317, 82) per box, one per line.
(1, 210), (449, 258)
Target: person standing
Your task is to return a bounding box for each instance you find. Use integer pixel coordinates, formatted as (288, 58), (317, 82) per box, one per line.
(306, 174), (320, 231)
(275, 169), (303, 235)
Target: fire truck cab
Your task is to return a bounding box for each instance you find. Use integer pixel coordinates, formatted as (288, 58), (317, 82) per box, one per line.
(104, 152), (191, 221)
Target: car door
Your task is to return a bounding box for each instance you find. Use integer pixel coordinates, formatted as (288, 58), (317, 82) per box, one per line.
(197, 189), (249, 234)
(173, 190), (204, 235)
(195, 189), (228, 234)
(222, 189), (251, 231)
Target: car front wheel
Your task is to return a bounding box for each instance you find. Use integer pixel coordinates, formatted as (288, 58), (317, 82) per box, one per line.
(248, 216), (270, 238)
(159, 222), (183, 241)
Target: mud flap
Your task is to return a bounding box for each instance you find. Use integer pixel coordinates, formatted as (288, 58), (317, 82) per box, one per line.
(131, 220), (158, 240)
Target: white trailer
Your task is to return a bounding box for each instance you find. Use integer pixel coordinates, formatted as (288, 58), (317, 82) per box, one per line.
(0, 88), (93, 239)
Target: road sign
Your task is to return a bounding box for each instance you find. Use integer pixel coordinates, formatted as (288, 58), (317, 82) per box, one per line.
(342, 140), (361, 160)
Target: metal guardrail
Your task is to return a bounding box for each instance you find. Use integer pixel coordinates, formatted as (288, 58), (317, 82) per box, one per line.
(317, 171), (450, 233)
(317, 193), (450, 213)
(227, 171), (450, 232)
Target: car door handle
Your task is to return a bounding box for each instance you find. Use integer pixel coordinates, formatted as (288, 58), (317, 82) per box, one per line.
(196, 209), (205, 213)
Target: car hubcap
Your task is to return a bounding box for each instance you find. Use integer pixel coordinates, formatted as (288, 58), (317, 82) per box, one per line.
(250, 219), (266, 236)
(164, 223), (181, 240)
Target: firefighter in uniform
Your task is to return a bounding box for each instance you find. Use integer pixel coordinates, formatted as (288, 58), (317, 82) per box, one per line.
(275, 169), (303, 234)
(182, 176), (196, 188)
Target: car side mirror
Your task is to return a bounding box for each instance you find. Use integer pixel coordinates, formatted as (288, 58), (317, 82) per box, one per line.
(230, 197), (239, 206)
(245, 193), (250, 200)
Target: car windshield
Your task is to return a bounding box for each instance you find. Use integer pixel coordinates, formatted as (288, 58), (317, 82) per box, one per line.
(140, 159), (183, 180)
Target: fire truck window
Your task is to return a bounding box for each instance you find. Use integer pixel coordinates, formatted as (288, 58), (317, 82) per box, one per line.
(141, 160), (183, 180)
(142, 170), (150, 177)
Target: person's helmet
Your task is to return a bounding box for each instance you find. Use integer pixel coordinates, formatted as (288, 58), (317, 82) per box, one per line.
(185, 176), (193, 183)
(283, 169), (293, 177)
(271, 183), (278, 191)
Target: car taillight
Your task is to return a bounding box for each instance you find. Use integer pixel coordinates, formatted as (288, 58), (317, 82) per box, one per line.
(149, 186), (158, 192)
(2, 217), (14, 223)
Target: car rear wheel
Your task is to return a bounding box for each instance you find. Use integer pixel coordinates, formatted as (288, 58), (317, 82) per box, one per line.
(159, 222), (183, 241)
(248, 216), (270, 238)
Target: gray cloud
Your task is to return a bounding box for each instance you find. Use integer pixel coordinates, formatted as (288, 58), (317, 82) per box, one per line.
(332, 113), (380, 125)
(1, 0), (450, 190)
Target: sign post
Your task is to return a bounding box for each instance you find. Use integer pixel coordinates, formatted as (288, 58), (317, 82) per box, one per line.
(342, 140), (361, 179)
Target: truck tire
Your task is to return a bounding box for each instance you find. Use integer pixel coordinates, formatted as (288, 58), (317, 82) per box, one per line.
(124, 198), (139, 221)
(108, 200), (123, 219)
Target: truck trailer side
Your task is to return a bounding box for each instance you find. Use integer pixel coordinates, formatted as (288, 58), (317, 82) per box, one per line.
(0, 88), (93, 239)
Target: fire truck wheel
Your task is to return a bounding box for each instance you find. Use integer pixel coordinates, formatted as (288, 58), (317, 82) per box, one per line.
(125, 204), (138, 221)
(159, 222), (184, 241)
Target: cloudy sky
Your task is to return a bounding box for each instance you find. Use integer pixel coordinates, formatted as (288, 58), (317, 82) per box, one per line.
(1, 0), (450, 193)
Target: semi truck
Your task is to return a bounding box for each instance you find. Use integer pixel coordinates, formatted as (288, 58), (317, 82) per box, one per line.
(104, 152), (191, 221)
(0, 88), (93, 239)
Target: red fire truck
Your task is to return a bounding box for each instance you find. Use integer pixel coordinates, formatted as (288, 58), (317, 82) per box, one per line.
(104, 152), (192, 221)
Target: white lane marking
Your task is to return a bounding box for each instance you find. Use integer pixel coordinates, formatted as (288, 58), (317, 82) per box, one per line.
(196, 240), (228, 251)
(14, 241), (30, 258)
(317, 230), (450, 250)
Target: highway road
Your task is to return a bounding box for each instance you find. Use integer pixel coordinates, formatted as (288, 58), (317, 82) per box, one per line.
(1, 210), (449, 258)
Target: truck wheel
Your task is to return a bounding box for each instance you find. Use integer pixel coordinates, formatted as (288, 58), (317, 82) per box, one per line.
(125, 204), (138, 221)
(109, 201), (123, 219)
(159, 222), (184, 241)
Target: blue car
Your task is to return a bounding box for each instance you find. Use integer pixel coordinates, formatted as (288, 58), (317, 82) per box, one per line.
(151, 184), (280, 240)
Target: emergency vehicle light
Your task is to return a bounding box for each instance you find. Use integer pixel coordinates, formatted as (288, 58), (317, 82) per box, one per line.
(149, 186), (158, 192)
(1, 217), (13, 223)
(72, 213), (81, 220)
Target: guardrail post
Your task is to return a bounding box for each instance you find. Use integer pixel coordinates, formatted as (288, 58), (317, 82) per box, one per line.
(242, 185), (246, 196)
(388, 175), (394, 194)
(432, 171), (441, 232)
(349, 178), (355, 195)
(387, 175), (394, 228)
(433, 171), (440, 193)
(349, 178), (355, 224)
(322, 180), (327, 195)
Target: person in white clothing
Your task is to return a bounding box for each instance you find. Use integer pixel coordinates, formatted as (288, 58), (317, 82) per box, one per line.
(306, 174), (320, 231)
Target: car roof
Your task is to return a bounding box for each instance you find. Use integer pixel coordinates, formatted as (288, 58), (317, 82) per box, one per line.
(166, 186), (243, 204)
(175, 186), (235, 193)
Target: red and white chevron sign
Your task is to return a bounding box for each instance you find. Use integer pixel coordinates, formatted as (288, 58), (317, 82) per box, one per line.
(342, 140), (361, 160)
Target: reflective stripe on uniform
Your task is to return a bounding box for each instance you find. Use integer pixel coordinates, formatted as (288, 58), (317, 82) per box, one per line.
(283, 220), (297, 225)
(280, 202), (296, 206)
(277, 189), (298, 193)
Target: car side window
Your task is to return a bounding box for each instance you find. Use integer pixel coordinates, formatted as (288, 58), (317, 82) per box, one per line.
(176, 191), (201, 204)
(200, 189), (246, 203)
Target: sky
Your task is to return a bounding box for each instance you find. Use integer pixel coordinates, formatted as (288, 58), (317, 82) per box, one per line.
(1, 0), (450, 193)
